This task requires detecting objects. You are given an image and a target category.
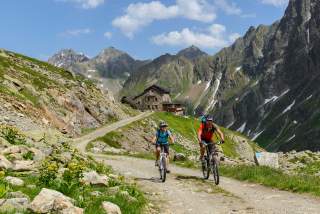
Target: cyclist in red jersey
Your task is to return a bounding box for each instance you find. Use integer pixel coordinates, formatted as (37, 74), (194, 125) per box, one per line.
(197, 116), (225, 161)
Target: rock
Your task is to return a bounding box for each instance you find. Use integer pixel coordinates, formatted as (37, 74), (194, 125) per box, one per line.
(102, 201), (121, 214)
(27, 184), (36, 189)
(5, 176), (24, 186)
(81, 171), (109, 186)
(173, 153), (187, 161)
(255, 152), (279, 168)
(0, 198), (29, 212)
(29, 188), (83, 214)
(7, 191), (29, 200)
(0, 155), (13, 169)
(12, 160), (35, 171)
(107, 186), (120, 195)
(90, 191), (103, 197)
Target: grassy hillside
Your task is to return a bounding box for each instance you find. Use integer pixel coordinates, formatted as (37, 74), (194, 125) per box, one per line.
(0, 49), (127, 135)
(88, 112), (262, 162)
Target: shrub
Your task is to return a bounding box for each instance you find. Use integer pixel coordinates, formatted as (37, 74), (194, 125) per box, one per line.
(23, 151), (34, 160)
(38, 160), (59, 186)
(0, 125), (26, 145)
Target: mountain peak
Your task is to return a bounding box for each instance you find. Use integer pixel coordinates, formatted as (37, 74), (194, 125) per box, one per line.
(177, 45), (208, 60)
(48, 49), (89, 68)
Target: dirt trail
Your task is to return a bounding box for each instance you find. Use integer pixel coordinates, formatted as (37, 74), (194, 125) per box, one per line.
(95, 155), (320, 214)
(74, 114), (320, 214)
(74, 112), (153, 153)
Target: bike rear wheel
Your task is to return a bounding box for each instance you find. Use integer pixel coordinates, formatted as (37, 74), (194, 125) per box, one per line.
(160, 156), (166, 182)
(212, 155), (219, 185)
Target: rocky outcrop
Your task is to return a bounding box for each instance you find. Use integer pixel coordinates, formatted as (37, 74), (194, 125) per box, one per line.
(29, 188), (83, 214)
(102, 201), (122, 214)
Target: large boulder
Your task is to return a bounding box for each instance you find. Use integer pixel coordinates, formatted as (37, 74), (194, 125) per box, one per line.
(102, 201), (121, 214)
(29, 188), (83, 214)
(0, 155), (12, 169)
(81, 171), (109, 186)
(5, 176), (24, 186)
(255, 152), (279, 168)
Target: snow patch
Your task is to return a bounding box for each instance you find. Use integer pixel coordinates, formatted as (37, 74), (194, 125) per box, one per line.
(204, 81), (211, 92)
(174, 93), (181, 100)
(251, 130), (264, 141)
(264, 96), (278, 104)
(204, 75), (222, 113)
(235, 66), (242, 72)
(87, 75), (92, 79)
(197, 80), (202, 85)
(293, 120), (298, 124)
(280, 89), (290, 97)
(282, 100), (295, 114)
(236, 122), (246, 133)
(306, 95), (313, 101)
(286, 134), (295, 142)
(226, 121), (235, 129)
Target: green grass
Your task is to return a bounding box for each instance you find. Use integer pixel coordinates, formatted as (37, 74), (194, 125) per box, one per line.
(220, 165), (320, 196)
(94, 132), (123, 149)
(152, 112), (199, 141)
(298, 161), (320, 175)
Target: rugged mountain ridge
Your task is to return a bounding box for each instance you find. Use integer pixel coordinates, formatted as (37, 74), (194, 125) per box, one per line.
(120, 0), (320, 152)
(0, 49), (127, 136)
(49, 47), (147, 97)
(212, 0), (320, 152)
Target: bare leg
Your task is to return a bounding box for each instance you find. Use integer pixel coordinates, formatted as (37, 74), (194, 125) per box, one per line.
(200, 144), (205, 159)
(155, 147), (160, 160)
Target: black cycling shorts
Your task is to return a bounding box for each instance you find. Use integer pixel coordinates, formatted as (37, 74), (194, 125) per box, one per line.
(156, 144), (169, 154)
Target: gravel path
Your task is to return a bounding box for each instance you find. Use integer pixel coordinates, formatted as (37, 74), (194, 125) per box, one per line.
(74, 113), (320, 214)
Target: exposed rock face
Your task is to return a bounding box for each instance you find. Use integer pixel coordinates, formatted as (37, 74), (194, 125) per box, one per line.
(211, 0), (320, 152)
(29, 188), (83, 214)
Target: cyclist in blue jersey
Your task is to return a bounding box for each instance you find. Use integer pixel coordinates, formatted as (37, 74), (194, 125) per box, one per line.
(152, 121), (175, 173)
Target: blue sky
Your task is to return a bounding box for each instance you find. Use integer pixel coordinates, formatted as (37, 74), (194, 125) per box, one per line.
(0, 0), (289, 60)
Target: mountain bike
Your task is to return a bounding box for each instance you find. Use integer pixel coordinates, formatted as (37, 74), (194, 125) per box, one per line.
(158, 145), (168, 182)
(201, 141), (221, 185)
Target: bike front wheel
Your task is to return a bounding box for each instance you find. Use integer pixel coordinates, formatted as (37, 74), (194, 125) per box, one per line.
(211, 155), (219, 185)
(160, 157), (167, 182)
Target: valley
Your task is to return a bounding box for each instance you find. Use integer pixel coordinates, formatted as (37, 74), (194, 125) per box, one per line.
(1, 0), (320, 213)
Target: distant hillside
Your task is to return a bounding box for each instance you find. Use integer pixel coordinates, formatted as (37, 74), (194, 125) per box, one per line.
(49, 47), (148, 97)
(0, 49), (127, 135)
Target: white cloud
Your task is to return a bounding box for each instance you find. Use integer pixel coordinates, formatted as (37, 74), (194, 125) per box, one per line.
(151, 24), (230, 49)
(59, 28), (92, 37)
(112, 0), (216, 38)
(57, 0), (105, 9)
(261, 0), (288, 7)
(104, 32), (112, 39)
(214, 0), (241, 15)
(229, 33), (241, 42)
